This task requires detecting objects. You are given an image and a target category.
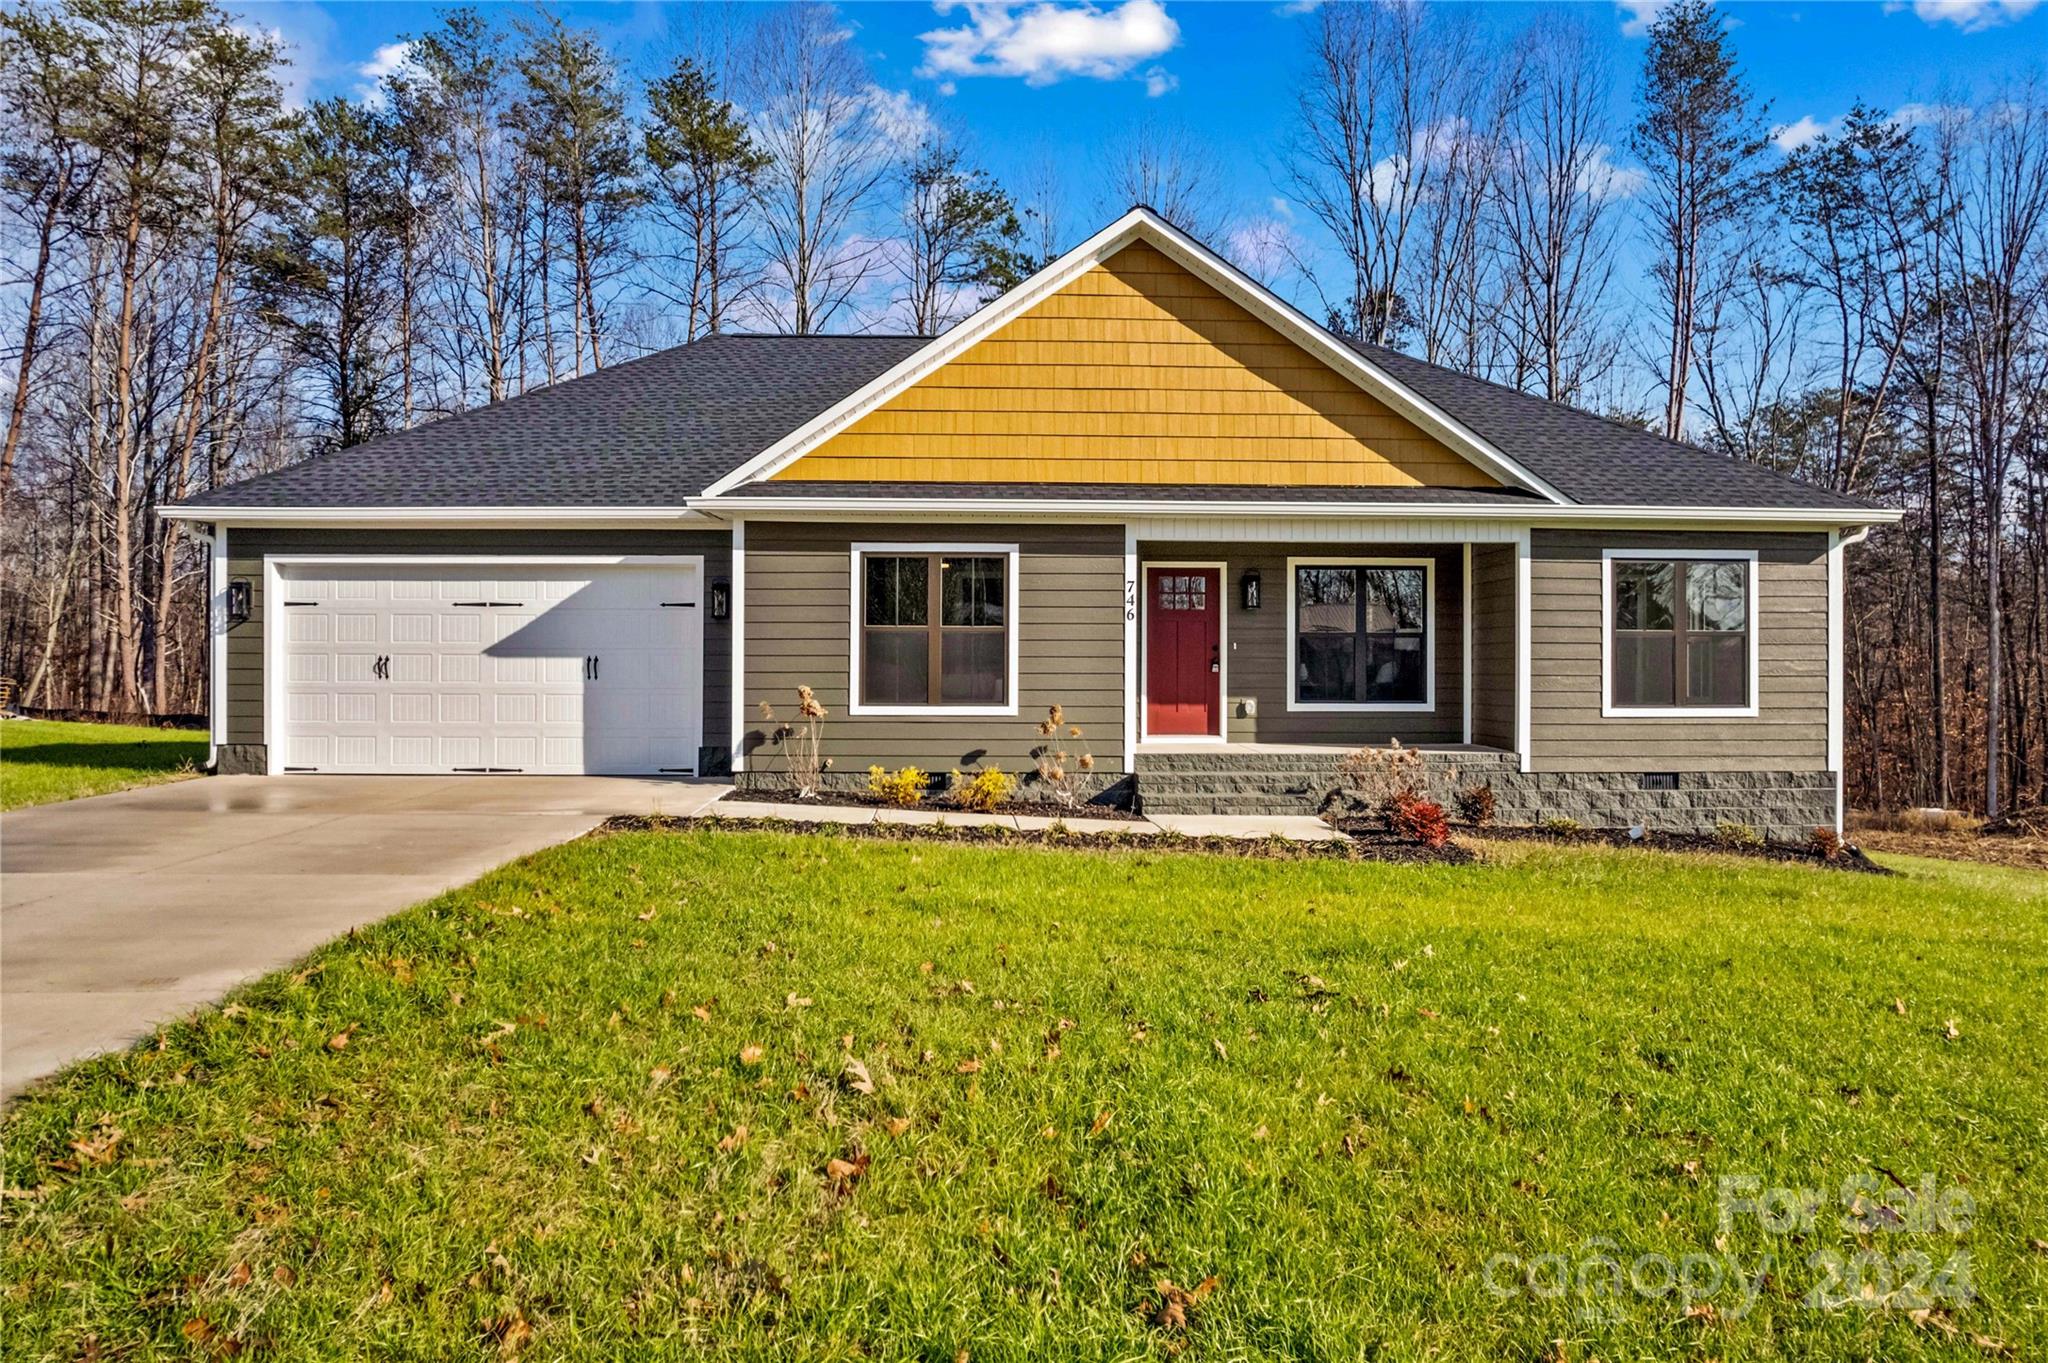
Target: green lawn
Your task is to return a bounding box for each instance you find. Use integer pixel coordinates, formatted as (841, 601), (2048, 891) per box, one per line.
(3, 831), (2044, 1360)
(0, 717), (205, 810)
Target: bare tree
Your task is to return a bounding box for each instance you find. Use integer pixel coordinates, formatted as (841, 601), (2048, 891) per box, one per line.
(1941, 83), (2048, 816)
(1018, 147), (1066, 270)
(1494, 14), (1623, 404)
(1100, 118), (1228, 245)
(742, 1), (892, 334)
(1280, 0), (1468, 345)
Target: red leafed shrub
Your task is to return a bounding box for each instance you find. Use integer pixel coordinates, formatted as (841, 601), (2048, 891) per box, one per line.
(1385, 791), (1451, 848)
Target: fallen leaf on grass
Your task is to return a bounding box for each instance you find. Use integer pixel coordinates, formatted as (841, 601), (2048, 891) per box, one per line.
(842, 1058), (876, 1095)
(181, 1318), (214, 1342)
(824, 1154), (870, 1184)
(1211, 1039), (1228, 1061)
(1416, 1008), (1439, 1020)
(691, 1004), (712, 1022)
(1251, 1124), (1269, 1141)
(1148, 1275), (1219, 1330)
(1088, 1110), (1112, 1136)
(717, 1125), (749, 1153)
(1893, 998), (1909, 1015)
(227, 1261), (253, 1288)
(786, 993), (813, 1010)
(648, 1066), (672, 1088)
(1943, 1018), (1961, 1041)
(738, 1045), (765, 1066)
(68, 1124), (123, 1166)
(327, 1025), (357, 1051)
(883, 1116), (912, 1138)
(636, 909), (658, 922)
(955, 1058), (983, 1074)
(273, 1266), (296, 1286)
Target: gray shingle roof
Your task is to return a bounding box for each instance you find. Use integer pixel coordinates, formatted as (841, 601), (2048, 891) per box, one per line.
(1350, 342), (1871, 512)
(184, 327), (1878, 516)
(188, 335), (927, 508)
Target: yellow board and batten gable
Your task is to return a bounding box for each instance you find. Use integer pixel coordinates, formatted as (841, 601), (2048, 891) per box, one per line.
(770, 239), (1501, 489)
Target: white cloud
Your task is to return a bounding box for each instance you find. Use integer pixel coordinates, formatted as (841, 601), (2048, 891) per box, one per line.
(1909, 0), (2041, 30)
(1142, 64), (1178, 97)
(1893, 100), (1970, 126)
(919, 0), (1181, 86)
(867, 86), (937, 151)
(1771, 114), (1837, 152)
(1577, 144), (1647, 201)
(1226, 217), (1303, 287)
(1269, 195), (1293, 218)
(1273, 0), (1323, 14)
(1616, 0), (1671, 38)
(355, 40), (416, 108)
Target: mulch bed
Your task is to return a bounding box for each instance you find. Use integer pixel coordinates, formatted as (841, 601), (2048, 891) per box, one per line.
(1464, 822), (1893, 875)
(606, 813), (1477, 864)
(720, 787), (1147, 822)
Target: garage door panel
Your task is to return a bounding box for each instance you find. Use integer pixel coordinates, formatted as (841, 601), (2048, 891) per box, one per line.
(277, 561), (701, 775)
(438, 614), (483, 644)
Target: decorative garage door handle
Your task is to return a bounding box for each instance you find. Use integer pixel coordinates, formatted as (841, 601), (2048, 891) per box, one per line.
(583, 655), (601, 681)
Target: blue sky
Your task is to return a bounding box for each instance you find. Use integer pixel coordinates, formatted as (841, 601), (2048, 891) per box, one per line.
(239, 0), (2046, 372)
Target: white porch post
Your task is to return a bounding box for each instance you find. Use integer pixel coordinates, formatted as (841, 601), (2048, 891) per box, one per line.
(1514, 527), (1532, 773)
(1461, 541), (1473, 746)
(209, 523), (227, 770)
(729, 517), (746, 775)
(1122, 523), (1137, 773)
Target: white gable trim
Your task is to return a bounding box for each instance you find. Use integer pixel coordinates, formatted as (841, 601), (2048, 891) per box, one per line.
(698, 207), (1571, 504)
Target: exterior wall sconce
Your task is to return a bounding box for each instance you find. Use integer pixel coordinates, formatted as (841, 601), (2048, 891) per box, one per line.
(227, 578), (252, 627)
(1239, 568), (1262, 611)
(709, 578), (731, 621)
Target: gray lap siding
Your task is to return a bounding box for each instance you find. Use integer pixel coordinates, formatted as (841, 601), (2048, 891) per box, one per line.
(1527, 528), (1830, 774)
(739, 520), (1126, 775)
(221, 527), (734, 773)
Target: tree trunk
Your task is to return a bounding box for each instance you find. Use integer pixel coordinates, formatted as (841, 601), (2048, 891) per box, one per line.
(0, 171), (69, 501)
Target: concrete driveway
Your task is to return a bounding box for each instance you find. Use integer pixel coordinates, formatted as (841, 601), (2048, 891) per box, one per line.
(1, 774), (727, 1100)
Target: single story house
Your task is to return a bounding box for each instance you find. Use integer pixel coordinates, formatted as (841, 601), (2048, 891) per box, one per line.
(165, 209), (1899, 837)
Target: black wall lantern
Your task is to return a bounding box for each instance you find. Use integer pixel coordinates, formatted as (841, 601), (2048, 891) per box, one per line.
(1239, 568), (1262, 611)
(226, 578), (252, 627)
(708, 577), (731, 621)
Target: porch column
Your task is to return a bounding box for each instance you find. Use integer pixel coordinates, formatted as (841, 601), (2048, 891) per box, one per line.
(1515, 527), (1532, 773)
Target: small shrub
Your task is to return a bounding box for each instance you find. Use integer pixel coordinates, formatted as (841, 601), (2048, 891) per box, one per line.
(1385, 791), (1451, 848)
(1456, 783), (1496, 827)
(1714, 820), (1764, 850)
(949, 766), (1015, 813)
(866, 764), (929, 807)
(759, 685), (830, 798)
(1809, 826), (1844, 861)
(1031, 704), (1095, 809)
(1336, 739), (1425, 807)
(1539, 815), (1582, 835)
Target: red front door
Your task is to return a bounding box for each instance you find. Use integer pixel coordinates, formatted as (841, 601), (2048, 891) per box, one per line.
(1145, 567), (1220, 737)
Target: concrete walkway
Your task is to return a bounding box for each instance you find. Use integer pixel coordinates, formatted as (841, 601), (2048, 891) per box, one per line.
(1, 774), (726, 1099)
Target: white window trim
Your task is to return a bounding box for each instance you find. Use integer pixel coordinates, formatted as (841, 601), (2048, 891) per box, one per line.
(1600, 547), (1761, 720)
(1138, 560), (1229, 744)
(1284, 556), (1437, 714)
(848, 542), (1021, 718)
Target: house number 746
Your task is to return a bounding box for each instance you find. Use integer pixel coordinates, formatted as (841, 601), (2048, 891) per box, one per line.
(1125, 578), (1138, 622)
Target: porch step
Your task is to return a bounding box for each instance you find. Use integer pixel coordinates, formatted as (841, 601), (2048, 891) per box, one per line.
(1132, 748), (1516, 816)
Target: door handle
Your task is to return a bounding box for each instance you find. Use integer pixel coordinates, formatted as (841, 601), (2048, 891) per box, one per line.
(1210, 644), (1220, 674)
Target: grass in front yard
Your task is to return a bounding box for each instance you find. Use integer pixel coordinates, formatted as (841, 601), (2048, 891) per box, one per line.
(3, 832), (2044, 1359)
(0, 718), (205, 810)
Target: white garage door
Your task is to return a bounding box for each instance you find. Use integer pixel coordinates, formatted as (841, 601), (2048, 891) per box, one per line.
(275, 560), (703, 775)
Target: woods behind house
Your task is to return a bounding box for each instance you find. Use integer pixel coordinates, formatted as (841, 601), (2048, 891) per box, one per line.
(2, 0), (2043, 815)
